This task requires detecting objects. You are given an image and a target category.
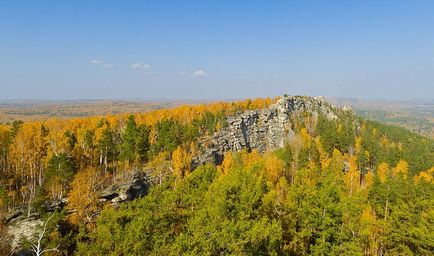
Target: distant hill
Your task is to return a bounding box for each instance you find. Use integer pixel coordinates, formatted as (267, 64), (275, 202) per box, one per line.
(329, 97), (434, 138)
(0, 99), (209, 123)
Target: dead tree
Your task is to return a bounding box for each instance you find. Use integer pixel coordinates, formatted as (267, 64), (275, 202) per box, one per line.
(30, 214), (59, 256)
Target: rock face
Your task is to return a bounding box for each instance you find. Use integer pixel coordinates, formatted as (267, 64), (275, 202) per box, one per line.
(6, 213), (43, 251)
(42, 198), (68, 212)
(193, 95), (343, 167)
(99, 171), (150, 204)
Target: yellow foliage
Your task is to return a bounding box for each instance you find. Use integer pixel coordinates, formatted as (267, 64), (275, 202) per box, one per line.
(380, 135), (389, 147)
(136, 97), (278, 126)
(413, 167), (434, 183)
(397, 142), (404, 151)
(392, 160), (408, 179)
(365, 171), (374, 189)
(264, 154), (285, 184)
(275, 177), (290, 199)
(241, 149), (262, 169)
(148, 151), (169, 167)
(221, 152), (234, 174)
(355, 136), (363, 154)
(215, 121), (222, 132)
(372, 128), (377, 136)
(329, 149), (344, 175)
(320, 157), (331, 170)
(377, 162), (390, 183)
(189, 142), (198, 158)
(172, 146), (191, 179)
(67, 167), (101, 225)
(0, 125), (9, 145)
(308, 159), (317, 170)
(361, 204), (376, 224)
(149, 126), (157, 145)
(360, 204), (383, 255)
(299, 128), (312, 148)
(344, 155), (360, 194)
(337, 123), (342, 133)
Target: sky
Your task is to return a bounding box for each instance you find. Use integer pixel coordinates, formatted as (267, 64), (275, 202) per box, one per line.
(1, 1), (434, 100)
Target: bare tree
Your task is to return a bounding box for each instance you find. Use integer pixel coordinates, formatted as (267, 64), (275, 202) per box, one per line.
(30, 213), (59, 256)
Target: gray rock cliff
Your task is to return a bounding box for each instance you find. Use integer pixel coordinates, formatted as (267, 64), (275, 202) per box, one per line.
(193, 95), (345, 167)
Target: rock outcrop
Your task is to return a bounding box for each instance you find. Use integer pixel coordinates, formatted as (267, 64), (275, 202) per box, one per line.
(5, 172), (150, 253)
(6, 212), (43, 251)
(99, 171), (150, 204)
(193, 95), (345, 167)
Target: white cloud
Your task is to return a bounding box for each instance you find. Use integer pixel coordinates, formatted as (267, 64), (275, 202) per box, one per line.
(130, 63), (151, 70)
(193, 69), (208, 77)
(90, 59), (114, 68)
(90, 59), (102, 64)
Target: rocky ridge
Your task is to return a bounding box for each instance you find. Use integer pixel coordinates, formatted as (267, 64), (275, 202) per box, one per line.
(193, 95), (347, 167)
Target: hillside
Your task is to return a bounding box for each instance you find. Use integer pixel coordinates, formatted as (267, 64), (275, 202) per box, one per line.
(0, 95), (433, 255)
(330, 97), (434, 138)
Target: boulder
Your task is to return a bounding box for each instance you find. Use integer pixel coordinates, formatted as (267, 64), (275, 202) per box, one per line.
(99, 172), (149, 204)
(42, 198), (68, 212)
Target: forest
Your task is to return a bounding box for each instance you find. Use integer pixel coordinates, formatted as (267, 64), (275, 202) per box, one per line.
(0, 96), (433, 255)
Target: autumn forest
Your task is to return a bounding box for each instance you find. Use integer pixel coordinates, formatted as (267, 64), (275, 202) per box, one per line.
(0, 96), (432, 255)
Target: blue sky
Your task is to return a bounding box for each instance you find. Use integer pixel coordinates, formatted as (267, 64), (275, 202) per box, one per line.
(1, 1), (433, 100)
